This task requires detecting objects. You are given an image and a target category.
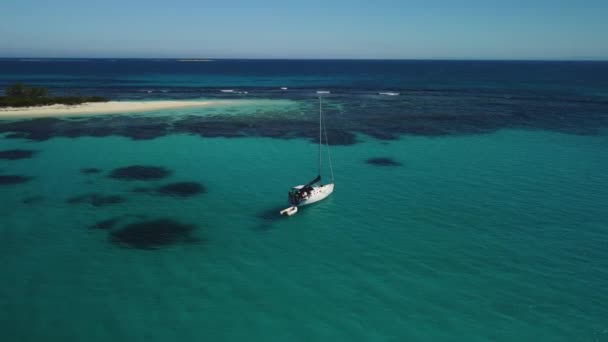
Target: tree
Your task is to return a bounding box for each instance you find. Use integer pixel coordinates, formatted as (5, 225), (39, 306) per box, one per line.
(6, 83), (27, 97)
(27, 86), (48, 97)
(5, 83), (48, 97)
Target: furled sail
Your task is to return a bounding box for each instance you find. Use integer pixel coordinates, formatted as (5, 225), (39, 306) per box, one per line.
(305, 175), (321, 187)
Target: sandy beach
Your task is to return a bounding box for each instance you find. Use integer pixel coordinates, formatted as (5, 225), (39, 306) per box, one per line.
(0, 100), (228, 118)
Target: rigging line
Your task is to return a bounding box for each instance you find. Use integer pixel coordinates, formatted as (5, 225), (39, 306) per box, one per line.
(321, 99), (335, 183)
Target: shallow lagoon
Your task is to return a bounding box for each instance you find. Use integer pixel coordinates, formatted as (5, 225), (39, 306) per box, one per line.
(1, 124), (607, 341)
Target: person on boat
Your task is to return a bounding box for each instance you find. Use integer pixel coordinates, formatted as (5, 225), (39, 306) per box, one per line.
(289, 191), (301, 205)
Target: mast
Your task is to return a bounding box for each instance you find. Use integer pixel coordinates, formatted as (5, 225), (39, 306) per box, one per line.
(319, 96), (322, 178)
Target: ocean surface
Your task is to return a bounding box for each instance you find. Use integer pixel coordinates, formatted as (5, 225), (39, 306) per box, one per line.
(1, 59), (608, 341)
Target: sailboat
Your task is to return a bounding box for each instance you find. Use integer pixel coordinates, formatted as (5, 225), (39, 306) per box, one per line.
(280, 96), (335, 216)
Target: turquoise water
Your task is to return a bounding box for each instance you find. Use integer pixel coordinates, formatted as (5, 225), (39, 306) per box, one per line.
(2, 59), (608, 340)
(2, 118), (607, 340)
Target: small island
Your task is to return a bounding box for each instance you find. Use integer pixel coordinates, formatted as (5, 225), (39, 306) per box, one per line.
(0, 83), (109, 108)
(0, 83), (235, 118)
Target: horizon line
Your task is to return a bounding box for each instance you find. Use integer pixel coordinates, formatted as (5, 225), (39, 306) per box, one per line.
(1, 57), (607, 62)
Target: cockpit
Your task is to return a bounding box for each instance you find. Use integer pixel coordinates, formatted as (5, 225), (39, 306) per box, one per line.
(288, 185), (313, 205)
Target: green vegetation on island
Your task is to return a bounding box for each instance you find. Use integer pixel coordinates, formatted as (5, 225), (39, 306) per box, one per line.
(0, 83), (109, 108)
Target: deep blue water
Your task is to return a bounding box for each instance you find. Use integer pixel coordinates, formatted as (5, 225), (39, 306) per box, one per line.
(2, 59), (608, 97)
(1, 59), (608, 341)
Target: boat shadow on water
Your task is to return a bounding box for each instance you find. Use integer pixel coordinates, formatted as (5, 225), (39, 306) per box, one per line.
(253, 200), (334, 231)
(254, 206), (291, 231)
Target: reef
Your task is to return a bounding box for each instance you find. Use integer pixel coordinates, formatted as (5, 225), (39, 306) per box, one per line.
(0, 174), (32, 185)
(1, 94), (606, 145)
(109, 218), (199, 249)
(0, 149), (37, 160)
(365, 157), (402, 167)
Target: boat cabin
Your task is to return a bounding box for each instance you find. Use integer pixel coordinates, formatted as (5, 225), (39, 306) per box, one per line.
(288, 185), (314, 205)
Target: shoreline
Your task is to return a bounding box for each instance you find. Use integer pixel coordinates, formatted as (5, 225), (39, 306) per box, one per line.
(0, 100), (234, 118)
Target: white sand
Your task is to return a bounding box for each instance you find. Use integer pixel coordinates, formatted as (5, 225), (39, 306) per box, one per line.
(0, 100), (231, 118)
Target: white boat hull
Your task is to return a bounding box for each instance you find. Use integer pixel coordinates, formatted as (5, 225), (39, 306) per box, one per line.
(297, 183), (334, 206)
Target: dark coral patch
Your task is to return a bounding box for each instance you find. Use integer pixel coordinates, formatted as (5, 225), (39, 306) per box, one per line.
(156, 182), (206, 197)
(121, 122), (170, 140)
(0, 149), (37, 160)
(131, 187), (152, 193)
(109, 165), (171, 181)
(365, 157), (402, 167)
(67, 193), (126, 207)
(81, 168), (102, 174)
(0, 175), (32, 185)
(0, 116), (171, 142)
(0, 117), (63, 141)
(22, 195), (46, 204)
(109, 218), (199, 249)
(171, 115), (358, 145)
(91, 217), (122, 230)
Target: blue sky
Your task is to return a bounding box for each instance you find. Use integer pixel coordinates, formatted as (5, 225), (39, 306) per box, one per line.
(1, 0), (607, 59)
